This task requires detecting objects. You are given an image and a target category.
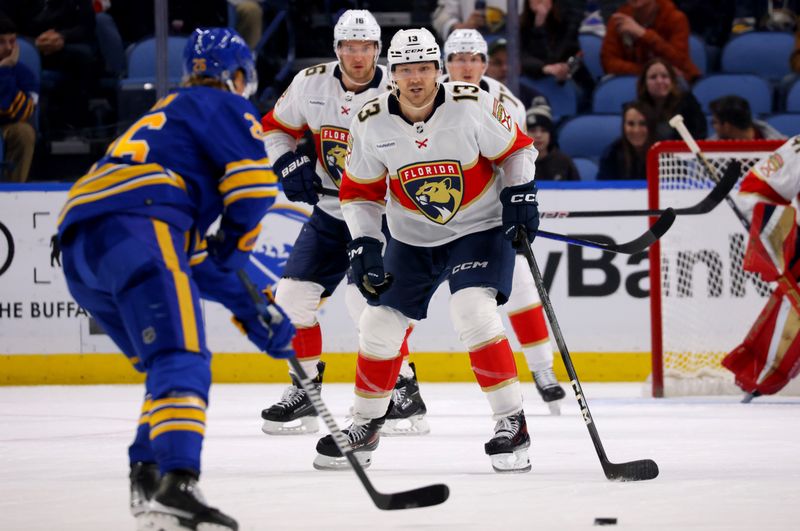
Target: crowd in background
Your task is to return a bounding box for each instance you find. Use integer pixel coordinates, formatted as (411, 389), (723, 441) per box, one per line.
(0, 0), (798, 183)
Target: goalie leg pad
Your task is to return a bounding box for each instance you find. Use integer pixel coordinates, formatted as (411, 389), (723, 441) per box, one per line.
(723, 288), (800, 395)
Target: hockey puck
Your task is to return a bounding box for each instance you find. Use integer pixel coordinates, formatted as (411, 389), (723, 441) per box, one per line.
(594, 517), (617, 526)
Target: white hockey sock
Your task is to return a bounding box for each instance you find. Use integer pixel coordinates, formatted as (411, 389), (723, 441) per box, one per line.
(486, 381), (524, 421)
(398, 358), (414, 379)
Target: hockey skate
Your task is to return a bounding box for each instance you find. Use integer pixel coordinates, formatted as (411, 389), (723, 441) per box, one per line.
(138, 471), (237, 531)
(484, 411), (531, 474)
(533, 367), (566, 415)
(313, 411), (388, 471)
(381, 362), (430, 436)
(261, 361), (325, 435)
(130, 462), (160, 517)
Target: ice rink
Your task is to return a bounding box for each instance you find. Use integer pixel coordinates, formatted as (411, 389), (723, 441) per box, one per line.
(1, 382), (799, 530)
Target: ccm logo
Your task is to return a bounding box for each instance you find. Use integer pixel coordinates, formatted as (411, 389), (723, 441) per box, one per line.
(280, 155), (310, 178)
(510, 193), (536, 203)
(452, 261), (488, 274)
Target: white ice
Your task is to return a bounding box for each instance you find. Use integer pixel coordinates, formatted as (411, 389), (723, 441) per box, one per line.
(1, 382), (799, 530)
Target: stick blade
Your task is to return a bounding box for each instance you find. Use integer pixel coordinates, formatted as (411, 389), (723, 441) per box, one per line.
(374, 483), (450, 510)
(676, 160), (742, 215)
(613, 208), (675, 254)
(603, 459), (660, 482)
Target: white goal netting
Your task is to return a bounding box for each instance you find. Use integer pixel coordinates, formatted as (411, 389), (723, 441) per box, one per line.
(647, 140), (800, 397)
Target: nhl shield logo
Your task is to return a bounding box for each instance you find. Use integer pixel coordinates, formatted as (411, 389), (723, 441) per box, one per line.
(398, 160), (464, 224)
(320, 125), (349, 187)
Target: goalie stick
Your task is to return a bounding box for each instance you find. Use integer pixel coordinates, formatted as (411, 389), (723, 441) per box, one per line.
(315, 186), (676, 254)
(236, 270), (449, 510)
(538, 160), (740, 218)
(516, 229), (660, 482)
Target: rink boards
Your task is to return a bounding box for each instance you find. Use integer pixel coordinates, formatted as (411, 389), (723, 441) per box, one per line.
(1, 182), (667, 384)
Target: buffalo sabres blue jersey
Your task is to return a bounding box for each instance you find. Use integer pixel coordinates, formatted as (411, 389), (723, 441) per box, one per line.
(58, 86), (278, 239)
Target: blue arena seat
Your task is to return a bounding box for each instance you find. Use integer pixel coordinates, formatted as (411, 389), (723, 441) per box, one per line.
(17, 38), (40, 78)
(592, 75), (637, 114)
(558, 114), (622, 159)
(689, 34), (707, 76)
(692, 74), (773, 115)
(578, 33), (604, 79)
(572, 157), (598, 181)
(721, 32), (795, 81)
(765, 113), (800, 137)
(786, 78), (800, 112)
(521, 77), (578, 123)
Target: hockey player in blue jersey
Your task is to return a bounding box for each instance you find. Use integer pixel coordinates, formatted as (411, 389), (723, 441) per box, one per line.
(57, 28), (292, 531)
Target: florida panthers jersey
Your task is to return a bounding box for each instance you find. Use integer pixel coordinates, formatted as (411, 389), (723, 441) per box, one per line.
(340, 82), (536, 247)
(442, 74), (527, 134)
(262, 62), (391, 220)
(739, 136), (800, 218)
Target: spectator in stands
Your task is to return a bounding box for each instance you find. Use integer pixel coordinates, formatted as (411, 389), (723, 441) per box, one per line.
(597, 101), (655, 180)
(708, 95), (786, 140)
(432, 0), (524, 40)
(526, 103), (580, 181)
(732, 0), (798, 34)
(601, 0), (700, 82)
(107, 0), (227, 45)
(0, 0), (99, 133)
(486, 37), (547, 107)
(636, 57), (706, 141)
(519, 0), (595, 99)
(0, 14), (36, 182)
(228, 1), (263, 50)
(674, 0), (734, 48)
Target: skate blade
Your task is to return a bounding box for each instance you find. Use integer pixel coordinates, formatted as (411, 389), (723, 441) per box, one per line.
(490, 449), (532, 474)
(381, 415), (430, 436)
(261, 416), (318, 435)
(547, 401), (562, 416)
(312, 451), (372, 471)
(137, 511), (236, 531)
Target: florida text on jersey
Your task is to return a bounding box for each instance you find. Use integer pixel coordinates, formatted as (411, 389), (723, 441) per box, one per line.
(340, 82), (535, 247)
(261, 61), (392, 219)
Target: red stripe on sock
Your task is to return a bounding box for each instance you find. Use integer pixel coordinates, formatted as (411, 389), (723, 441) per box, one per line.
(292, 323), (322, 361)
(355, 354), (403, 396)
(508, 305), (549, 346)
(399, 326), (413, 360)
(469, 338), (519, 389)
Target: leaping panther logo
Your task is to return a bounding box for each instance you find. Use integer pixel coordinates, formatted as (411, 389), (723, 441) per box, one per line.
(320, 125), (350, 187)
(399, 160), (464, 224)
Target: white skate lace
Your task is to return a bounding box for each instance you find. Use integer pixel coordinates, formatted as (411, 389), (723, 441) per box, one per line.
(347, 422), (369, 443)
(392, 382), (407, 405)
(493, 416), (520, 439)
(276, 385), (306, 409)
(534, 368), (559, 389)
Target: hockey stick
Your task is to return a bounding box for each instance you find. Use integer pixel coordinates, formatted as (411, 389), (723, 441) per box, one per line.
(538, 161), (739, 218)
(316, 186), (676, 254)
(537, 208), (675, 254)
(236, 270), (449, 510)
(669, 115), (748, 230)
(516, 229), (660, 481)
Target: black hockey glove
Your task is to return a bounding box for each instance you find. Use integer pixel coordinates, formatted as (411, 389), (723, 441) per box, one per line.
(273, 151), (321, 205)
(500, 181), (539, 246)
(347, 236), (393, 302)
(207, 218), (260, 272)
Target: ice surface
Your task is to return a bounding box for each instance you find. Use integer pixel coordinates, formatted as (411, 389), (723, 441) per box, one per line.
(1, 383), (799, 530)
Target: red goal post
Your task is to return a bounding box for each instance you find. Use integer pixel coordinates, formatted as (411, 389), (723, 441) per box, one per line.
(647, 140), (785, 398)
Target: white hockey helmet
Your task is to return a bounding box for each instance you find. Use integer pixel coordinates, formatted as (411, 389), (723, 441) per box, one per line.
(387, 28), (441, 70)
(333, 9), (382, 55)
(444, 29), (488, 60)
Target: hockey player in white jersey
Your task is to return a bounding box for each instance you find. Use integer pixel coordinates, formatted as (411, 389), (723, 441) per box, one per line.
(260, 10), (428, 436)
(442, 28), (566, 412)
(314, 28), (540, 473)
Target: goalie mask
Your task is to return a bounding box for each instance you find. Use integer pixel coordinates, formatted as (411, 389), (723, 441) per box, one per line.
(183, 27), (258, 99)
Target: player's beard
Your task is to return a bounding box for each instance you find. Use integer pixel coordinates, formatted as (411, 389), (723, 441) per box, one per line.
(339, 58), (377, 87)
(393, 81), (439, 113)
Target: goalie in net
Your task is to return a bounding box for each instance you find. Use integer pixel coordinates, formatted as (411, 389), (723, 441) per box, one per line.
(723, 135), (800, 398)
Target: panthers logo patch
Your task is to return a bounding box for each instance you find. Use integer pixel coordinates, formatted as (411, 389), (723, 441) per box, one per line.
(320, 125), (349, 187)
(398, 160), (464, 224)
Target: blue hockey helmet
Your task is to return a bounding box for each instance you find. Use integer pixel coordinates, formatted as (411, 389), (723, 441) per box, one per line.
(183, 27), (258, 98)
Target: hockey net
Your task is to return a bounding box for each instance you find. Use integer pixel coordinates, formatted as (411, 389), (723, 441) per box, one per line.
(647, 140), (797, 397)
